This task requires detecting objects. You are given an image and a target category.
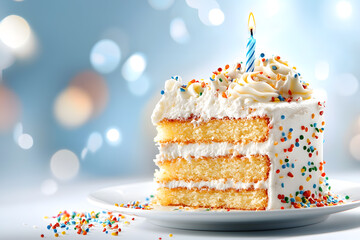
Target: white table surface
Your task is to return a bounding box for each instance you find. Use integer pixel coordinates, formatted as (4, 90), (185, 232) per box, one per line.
(2, 171), (360, 240)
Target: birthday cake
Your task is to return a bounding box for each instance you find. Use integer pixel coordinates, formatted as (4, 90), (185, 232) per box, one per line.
(150, 53), (344, 210)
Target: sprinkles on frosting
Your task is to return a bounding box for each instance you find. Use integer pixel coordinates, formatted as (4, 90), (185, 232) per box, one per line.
(273, 100), (350, 209)
(277, 187), (345, 208)
(160, 53), (312, 102)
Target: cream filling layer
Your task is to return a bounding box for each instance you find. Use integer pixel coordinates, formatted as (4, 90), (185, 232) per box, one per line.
(158, 179), (268, 191)
(155, 142), (272, 162)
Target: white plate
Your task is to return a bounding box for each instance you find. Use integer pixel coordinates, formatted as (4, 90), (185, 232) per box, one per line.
(88, 179), (360, 231)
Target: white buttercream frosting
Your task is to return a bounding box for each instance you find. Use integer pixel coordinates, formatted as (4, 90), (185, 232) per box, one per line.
(228, 73), (279, 102)
(152, 54), (313, 124)
(155, 142), (270, 162)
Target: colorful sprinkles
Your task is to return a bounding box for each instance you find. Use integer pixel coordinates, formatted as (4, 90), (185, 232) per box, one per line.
(273, 101), (349, 209)
(160, 54), (310, 103)
(115, 197), (153, 210)
(41, 208), (175, 239)
(41, 210), (132, 238)
(277, 187), (345, 208)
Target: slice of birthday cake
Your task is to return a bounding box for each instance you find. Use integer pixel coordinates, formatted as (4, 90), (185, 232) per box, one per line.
(151, 54), (337, 210)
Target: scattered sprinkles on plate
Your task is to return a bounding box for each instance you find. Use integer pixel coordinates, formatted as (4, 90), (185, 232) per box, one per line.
(115, 195), (154, 210)
(41, 210), (132, 238)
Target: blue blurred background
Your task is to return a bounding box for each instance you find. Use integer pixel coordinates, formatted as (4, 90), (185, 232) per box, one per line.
(0, 0), (359, 196)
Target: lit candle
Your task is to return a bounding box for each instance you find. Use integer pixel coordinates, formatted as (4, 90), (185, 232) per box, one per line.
(246, 12), (256, 72)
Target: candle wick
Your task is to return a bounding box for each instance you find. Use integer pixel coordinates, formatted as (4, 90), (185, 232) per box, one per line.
(250, 28), (253, 37)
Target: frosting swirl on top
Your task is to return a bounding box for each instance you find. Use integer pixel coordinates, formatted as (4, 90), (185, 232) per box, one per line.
(159, 54), (312, 104)
(227, 55), (312, 101)
(228, 72), (279, 102)
(152, 54), (317, 124)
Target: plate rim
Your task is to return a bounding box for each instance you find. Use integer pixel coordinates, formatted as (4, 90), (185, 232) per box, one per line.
(87, 179), (360, 217)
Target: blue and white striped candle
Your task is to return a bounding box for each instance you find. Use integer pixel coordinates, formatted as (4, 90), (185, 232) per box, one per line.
(246, 12), (256, 72)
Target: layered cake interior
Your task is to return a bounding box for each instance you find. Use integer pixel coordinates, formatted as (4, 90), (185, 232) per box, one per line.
(152, 54), (339, 210)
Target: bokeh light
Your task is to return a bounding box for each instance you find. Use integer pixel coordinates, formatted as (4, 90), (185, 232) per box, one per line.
(315, 61), (329, 81)
(336, 0), (352, 19)
(0, 85), (21, 132)
(0, 41), (15, 71)
(106, 128), (122, 145)
(12, 29), (37, 60)
(0, 15), (31, 49)
(81, 147), (88, 160)
(54, 87), (93, 128)
(13, 122), (23, 143)
(122, 53), (147, 82)
(170, 18), (190, 44)
(128, 74), (150, 96)
(349, 134), (360, 161)
(208, 8), (224, 26)
(185, 0), (220, 26)
(185, 0), (207, 9)
(336, 73), (358, 96)
(87, 132), (103, 153)
(101, 28), (130, 60)
(50, 149), (80, 180)
(148, 0), (174, 10)
(41, 179), (58, 195)
(90, 39), (121, 74)
(70, 71), (108, 117)
(18, 133), (33, 150)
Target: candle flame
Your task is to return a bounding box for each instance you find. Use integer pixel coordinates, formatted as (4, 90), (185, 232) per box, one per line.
(248, 12), (256, 34)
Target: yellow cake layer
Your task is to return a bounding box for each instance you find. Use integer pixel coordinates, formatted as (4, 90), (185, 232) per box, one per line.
(154, 117), (269, 144)
(156, 187), (267, 210)
(155, 155), (270, 183)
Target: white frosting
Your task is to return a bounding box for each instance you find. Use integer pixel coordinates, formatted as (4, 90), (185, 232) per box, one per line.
(228, 73), (279, 102)
(155, 142), (270, 162)
(152, 93), (318, 125)
(159, 179), (268, 191)
(152, 55), (312, 124)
